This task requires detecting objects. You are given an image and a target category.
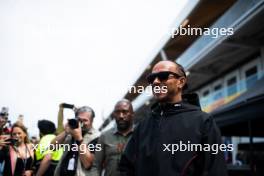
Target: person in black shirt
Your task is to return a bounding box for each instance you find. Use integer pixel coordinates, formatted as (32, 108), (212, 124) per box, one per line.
(0, 122), (34, 176)
(119, 61), (227, 176)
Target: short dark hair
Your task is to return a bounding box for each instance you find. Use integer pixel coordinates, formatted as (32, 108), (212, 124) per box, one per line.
(114, 99), (133, 112)
(38, 120), (56, 135)
(176, 62), (188, 91)
(75, 106), (95, 118)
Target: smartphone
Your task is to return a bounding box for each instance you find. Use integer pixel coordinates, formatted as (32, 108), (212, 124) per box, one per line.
(61, 103), (74, 109)
(5, 138), (18, 145)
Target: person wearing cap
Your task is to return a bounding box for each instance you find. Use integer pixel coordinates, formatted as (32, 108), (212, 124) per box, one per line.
(0, 116), (7, 134)
(35, 119), (63, 176)
(0, 107), (9, 135)
(95, 99), (134, 176)
(119, 61), (227, 176)
(0, 108), (10, 156)
(53, 106), (100, 176)
(0, 110), (9, 176)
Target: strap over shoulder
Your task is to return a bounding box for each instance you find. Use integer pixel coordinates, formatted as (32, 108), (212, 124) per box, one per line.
(9, 146), (17, 176)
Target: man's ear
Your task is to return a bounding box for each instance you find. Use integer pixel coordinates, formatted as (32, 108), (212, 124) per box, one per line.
(178, 77), (187, 89)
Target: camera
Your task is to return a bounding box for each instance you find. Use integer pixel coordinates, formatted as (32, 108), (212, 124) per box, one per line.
(61, 103), (74, 109)
(68, 118), (79, 129)
(5, 138), (18, 146)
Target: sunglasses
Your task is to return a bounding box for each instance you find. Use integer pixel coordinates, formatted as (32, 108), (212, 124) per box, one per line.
(146, 71), (182, 84)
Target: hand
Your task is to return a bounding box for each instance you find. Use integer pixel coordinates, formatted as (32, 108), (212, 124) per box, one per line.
(59, 103), (75, 109)
(68, 122), (83, 141)
(0, 140), (10, 147)
(23, 170), (33, 176)
(0, 135), (10, 147)
(59, 103), (64, 109)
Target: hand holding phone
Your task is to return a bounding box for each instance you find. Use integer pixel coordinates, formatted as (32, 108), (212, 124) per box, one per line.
(61, 103), (75, 109)
(5, 138), (18, 146)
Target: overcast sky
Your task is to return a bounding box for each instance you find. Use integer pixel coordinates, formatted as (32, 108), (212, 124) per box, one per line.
(0, 0), (190, 136)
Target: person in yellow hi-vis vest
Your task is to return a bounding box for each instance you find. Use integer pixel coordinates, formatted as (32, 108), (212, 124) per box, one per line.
(35, 120), (63, 176)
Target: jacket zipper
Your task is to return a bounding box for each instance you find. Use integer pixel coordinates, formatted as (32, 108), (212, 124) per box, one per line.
(158, 110), (164, 128)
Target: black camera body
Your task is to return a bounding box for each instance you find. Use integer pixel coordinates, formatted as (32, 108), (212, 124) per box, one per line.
(5, 138), (18, 146)
(61, 103), (74, 109)
(68, 118), (79, 129)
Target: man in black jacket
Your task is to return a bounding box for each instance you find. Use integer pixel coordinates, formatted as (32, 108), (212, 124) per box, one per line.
(119, 61), (228, 176)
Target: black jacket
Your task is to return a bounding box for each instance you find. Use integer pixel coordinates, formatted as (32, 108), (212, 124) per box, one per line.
(119, 101), (228, 176)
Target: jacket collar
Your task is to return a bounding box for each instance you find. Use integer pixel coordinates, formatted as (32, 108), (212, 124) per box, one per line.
(112, 125), (133, 136)
(151, 100), (200, 115)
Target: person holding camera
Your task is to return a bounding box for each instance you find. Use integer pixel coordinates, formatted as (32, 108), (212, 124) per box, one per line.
(0, 107), (9, 136)
(0, 121), (34, 176)
(52, 105), (100, 176)
(0, 116), (7, 136)
(0, 107), (10, 176)
(0, 113), (8, 148)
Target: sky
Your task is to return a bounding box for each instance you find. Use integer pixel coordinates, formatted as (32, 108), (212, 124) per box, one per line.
(0, 0), (190, 136)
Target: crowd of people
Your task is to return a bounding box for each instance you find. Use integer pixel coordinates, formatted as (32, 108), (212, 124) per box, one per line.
(0, 61), (227, 176)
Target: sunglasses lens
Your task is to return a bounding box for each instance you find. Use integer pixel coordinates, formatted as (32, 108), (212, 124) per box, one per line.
(158, 72), (170, 81)
(147, 72), (170, 84)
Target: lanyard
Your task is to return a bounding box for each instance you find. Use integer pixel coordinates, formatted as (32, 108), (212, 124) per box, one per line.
(14, 144), (29, 172)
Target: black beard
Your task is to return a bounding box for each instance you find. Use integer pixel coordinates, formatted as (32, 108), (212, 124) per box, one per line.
(117, 121), (131, 132)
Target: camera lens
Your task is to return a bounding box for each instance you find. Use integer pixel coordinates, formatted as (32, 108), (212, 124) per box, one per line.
(68, 118), (79, 129)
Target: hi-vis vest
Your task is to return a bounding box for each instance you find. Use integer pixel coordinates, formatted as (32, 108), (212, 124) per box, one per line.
(35, 134), (63, 163)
